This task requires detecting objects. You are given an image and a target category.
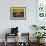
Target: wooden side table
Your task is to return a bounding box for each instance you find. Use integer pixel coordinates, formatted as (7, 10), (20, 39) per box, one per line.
(21, 33), (30, 46)
(4, 33), (18, 46)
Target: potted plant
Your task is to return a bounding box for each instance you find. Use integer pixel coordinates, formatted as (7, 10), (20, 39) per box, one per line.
(33, 32), (46, 43)
(32, 24), (45, 30)
(40, 26), (45, 29)
(32, 25), (40, 31)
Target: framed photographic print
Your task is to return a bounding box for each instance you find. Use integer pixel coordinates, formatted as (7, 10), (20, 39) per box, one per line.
(10, 7), (26, 20)
(37, 0), (46, 18)
(36, 0), (46, 26)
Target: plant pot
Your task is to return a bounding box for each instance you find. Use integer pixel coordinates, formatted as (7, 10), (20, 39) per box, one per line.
(37, 39), (40, 43)
(37, 38), (44, 44)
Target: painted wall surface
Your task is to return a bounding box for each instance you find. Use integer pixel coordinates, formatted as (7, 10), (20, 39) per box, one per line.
(0, 0), (37, 42)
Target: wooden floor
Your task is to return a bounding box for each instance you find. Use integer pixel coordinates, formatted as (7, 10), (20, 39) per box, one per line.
(0, 42), (46, 46)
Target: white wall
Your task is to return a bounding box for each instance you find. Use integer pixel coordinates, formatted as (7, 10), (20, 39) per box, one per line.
(0, 0), (37, 42)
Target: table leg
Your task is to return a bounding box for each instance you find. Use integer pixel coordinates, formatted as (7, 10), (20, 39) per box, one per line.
(4, 34), (7, 46)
